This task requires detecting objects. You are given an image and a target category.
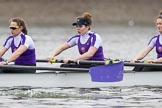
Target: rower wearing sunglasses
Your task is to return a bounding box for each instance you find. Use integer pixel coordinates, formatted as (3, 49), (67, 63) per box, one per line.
(48, 12), (105, 68)
(0, 17), (36, 73)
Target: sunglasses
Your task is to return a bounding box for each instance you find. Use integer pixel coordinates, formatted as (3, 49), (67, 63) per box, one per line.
(75, 25), (84, 27)
(9, 26), (19, 30)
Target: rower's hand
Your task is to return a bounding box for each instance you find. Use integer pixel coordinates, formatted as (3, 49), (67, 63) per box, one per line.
(0, 61), (7, 65)
(63, 59), (75, 64)
(145, 59), (156, 63)
(63, 59), (70, 64)
(47, 56), (55, 63)
(130, 58), (138, 63)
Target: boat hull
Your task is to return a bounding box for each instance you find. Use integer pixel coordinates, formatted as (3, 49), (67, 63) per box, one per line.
(1, 71), (162, 88)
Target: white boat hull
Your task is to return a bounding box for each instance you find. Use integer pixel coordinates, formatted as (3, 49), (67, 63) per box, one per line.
(1, 70), (162, 88)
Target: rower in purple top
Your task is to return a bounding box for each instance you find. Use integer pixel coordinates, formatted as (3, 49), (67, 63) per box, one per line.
(48, 12), (104, 66)
(131, 10), (162, 71)
(0, 17), (36, 72)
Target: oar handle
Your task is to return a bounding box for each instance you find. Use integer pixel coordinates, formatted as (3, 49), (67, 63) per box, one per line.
(36, 59), (73, 63)
(50, 59), (63, 63)
(36, 59), (63, 63)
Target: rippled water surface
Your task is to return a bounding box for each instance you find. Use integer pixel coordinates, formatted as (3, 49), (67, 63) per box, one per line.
(0, 25), (161, 107)
(0, 86), (162, 108)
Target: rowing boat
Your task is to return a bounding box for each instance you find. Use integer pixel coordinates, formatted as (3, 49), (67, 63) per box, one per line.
(1, 69), (162, 88)
(0, 60), (162, 88)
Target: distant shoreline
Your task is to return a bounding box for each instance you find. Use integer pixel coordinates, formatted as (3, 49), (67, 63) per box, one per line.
(0, 0), (162, 26)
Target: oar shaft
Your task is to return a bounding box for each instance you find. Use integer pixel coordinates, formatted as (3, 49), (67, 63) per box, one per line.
(0, 65), (89, 72)
(36, 59), (111, 65)
(36, 59), (48, 62)
(36, 59), (64, 63)
(124, 61), (162, 67)
(73, 60), (106, 65)
(37, 59), (162, 67)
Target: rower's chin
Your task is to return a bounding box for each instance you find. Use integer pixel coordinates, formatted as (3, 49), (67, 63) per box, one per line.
(78, 31), (81, 34)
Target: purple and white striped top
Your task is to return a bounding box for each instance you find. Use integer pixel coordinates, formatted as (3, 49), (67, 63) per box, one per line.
(3, 32), (36, 65)
(67, 30), (104, 60)
(148, 34), (162, 58)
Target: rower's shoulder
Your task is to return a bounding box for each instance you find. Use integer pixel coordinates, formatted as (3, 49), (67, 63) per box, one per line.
(152, 34), (160, 38)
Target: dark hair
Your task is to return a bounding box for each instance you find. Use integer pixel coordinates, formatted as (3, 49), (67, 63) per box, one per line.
(77, 12), (92, 26)
(157, 10), (162, 19)
(9, 17), (28, 35)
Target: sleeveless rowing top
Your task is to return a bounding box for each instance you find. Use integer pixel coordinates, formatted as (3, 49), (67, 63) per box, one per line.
(155, 35), (162, 58)
(7, 34), (36, 65)
(77, 33), (104, 60)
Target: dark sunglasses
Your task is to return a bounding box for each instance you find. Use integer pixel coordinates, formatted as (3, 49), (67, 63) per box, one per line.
(75, 25), (84, 27)
(9, 26), (19, 30)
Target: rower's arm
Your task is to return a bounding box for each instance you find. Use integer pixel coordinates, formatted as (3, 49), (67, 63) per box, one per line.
(0, 47), (8, 57)
(49, 42), (70, 58)
(7, 45), (27, 63)
(74, 46), (97, 60)
(132, 46), (153, 61)
(152, 57), (162, 63)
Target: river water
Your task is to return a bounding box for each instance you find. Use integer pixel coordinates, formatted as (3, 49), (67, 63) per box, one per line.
(0, 25), (162, 108)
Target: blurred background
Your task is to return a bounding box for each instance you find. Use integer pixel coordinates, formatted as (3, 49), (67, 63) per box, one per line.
(0, 0), (161, 26)
(0, 0), (162, 59)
